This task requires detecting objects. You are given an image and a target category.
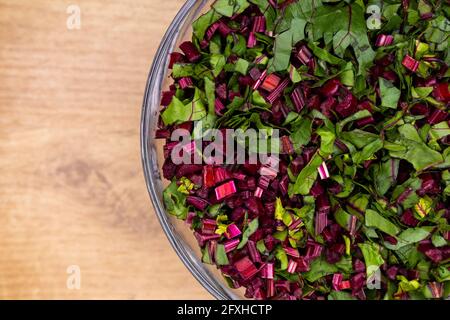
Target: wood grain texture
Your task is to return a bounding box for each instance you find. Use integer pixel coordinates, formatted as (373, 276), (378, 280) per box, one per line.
(0, 0), (211, 299)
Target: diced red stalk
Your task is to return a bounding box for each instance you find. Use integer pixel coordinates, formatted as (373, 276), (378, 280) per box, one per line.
(258, 175), (271, 190)
(279, 175), (289, 196)
(306, 241), (323, 260)
(155, 129), (171, 139)
(266, 78), (290, 104)
(259, 165), (278, 179)
(287, 260), (298, 274)
(208, 240), (217, 263)
(428, 109), (448, 125)
(281, 136), (294, 155)
(297, 45), (313, 65)
(179, 41), (201, 62)
(178, 77), (193, 89)
(266, 279), (275, 298)
(234, 257), (259, 280)
(249, 67), (262, 81)
(420, 12), (433, 20)
(433, 83), (450, 102)
(375, 34), (394, 47)
(260, 73), (281, 92)
(224, 238), (240, 253)
(247, 240), (262, 263)
(318, 161), (330, 180)
(160, 90), (175, 106)
(289, 217), (303, 231)
(203, 165), (215, 188)
(315, 211), (328, 235)
(215, 180), (237, 200)
(252, 70), (268, 90)
(252, 16), (266, 33)
(169, 52), (185, 69)
(206, 22), (220, 40)
(356, 116), (375, 127)
(247, 32), (257, 48)
(284, 247), (300, 258)
(320, 79), (341, 97)
(254, 187), (264, 198)
(332, 273), (343, 291)
(225, 224), (242, 239)
(402, 55), (419, 72)
(339, 280), (351, 290)
(202, 218), (217, 235)
(187, 196), (209, 211)
(194, 232), (220, 247)
(261, 263), (274, 279)
(291, 87), (306, 112)
(217, 21), (232, 37)
(215, 98), (225, 116)
(186, 211), (196, 225)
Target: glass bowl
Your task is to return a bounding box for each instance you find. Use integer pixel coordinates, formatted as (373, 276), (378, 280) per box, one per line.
(140, 0), (243, 300)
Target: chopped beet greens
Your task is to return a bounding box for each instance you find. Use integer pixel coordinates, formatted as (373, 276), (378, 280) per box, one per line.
(156, 0), (450, 300)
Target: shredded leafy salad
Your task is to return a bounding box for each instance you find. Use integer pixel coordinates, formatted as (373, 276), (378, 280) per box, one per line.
(156, 0), (450, 300)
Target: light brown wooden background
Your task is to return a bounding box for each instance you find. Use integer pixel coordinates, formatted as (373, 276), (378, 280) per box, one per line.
(0, 0), (211, 299)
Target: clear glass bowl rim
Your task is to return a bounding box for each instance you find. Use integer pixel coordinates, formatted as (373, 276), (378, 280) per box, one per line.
(140, 0), (236, 300)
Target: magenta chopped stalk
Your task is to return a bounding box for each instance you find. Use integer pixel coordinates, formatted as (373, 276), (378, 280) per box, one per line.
(218, 21), (232, 37)
(339, 280), (351, 290)
(224, 238), (240, 253)
(287, 260), (298, 274)
(281, 136), (294, 155)
(206, 22), (220, 40)
(178, 77), (193, 89)
(252, 16), (266, 33)
(202, 218), (217, 235)
(375, 34), (394, 47)
(297, 45), (313, 65)
(266, 279), (275, 298)
(402, 55), (420, 72)
(259, 165), (278, 178)
(266, 78), (290, 104)
(258, 176), (271, 190)
(261, 263), (274, 279)
(315, 211), (328, 235)
(179, 41), (201, 62)
(252, 70), (268, 90)
(247, 32), (257, 48)
(291, 87), (306, 112)
(225, 224), (242, 239)
(186, 211), (196, 226)
(247, 240), (262, 263)
(254, 186), (264, 198)
(235, 257), (259, 280)
(284, 247), (300, 258)
(317, 161), (330, 180)
(187, 196), (209, 211)
(215, 180), (237, 200)
(332, 273), (343, 291)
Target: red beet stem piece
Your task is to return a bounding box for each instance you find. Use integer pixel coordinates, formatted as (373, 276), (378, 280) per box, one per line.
(375, 34), (394, 47)
(402, 55), (419, 72)
(179, 41), (201, 62)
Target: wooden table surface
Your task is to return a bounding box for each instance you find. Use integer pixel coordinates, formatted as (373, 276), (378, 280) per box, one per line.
(0, 0), (211, 299)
